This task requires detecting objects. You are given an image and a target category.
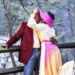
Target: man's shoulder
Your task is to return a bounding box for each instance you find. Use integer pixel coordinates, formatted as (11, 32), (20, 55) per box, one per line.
(19, 22), (28, 29)
(20, 22), (33, 30)
(16, 22), (27, 31)
(21, 22), (27, 26)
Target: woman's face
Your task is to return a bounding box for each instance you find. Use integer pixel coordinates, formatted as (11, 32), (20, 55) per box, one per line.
(41, 19), (45, 23)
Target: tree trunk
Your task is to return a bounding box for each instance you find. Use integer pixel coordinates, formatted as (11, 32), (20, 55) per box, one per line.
(3, 0), (16, 75)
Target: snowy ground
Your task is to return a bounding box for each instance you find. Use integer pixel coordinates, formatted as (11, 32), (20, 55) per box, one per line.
(0, 35), (23, 74)
(0, 52), (24, 75)
(0, 35), (75, 75)
(0, 53), (24, 69)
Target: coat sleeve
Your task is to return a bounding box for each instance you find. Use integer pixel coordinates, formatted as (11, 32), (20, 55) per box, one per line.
(6, 22), (26, 48)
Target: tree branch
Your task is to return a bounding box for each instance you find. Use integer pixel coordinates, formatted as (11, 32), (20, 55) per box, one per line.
(36, 0), (42, 10)
(44, 0), (48, 2)
(19, 0), (30, 16)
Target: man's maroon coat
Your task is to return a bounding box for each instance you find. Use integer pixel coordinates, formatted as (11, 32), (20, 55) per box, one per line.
(7, 22), (34, 64)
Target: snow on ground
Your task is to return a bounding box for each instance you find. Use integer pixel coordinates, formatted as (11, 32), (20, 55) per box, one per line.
(0, 35), (23, 70)
(0, 53), (23, 69)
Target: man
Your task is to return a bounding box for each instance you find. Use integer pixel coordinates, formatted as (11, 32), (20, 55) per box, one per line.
(2, 9), (41, 75)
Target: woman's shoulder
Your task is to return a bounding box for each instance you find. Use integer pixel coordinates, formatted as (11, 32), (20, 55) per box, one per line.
(37, 23), (49, 29)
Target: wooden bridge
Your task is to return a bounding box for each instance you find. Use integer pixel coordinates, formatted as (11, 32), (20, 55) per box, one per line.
(0, 42), (75, 75)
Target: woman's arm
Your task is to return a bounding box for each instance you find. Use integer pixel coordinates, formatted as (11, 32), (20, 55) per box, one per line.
(27, 13), (37, 28)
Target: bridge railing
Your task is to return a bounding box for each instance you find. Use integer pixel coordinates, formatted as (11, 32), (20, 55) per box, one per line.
(0, 42), (75, 74)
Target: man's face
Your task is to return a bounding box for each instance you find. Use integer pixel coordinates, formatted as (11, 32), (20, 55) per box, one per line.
(34, 12), (41, 23)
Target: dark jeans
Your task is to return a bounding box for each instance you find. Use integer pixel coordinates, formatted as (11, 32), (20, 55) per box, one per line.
(24, 48), (40, 75)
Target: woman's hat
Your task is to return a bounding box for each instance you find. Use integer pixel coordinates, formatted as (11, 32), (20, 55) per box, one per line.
(40, 11), (53, 27)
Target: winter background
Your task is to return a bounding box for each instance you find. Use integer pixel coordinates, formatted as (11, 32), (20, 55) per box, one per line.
(0, 0), (75, 74)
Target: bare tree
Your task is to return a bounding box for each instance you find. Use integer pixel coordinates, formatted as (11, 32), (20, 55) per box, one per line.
(19, 0), (30, 16)
(3, 0), (16, 75)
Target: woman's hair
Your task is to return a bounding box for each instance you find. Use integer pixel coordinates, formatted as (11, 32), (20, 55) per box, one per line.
(47, 11), (55, 20)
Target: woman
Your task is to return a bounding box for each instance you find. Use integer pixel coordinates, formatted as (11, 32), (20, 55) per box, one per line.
(28, 9), (62, 75)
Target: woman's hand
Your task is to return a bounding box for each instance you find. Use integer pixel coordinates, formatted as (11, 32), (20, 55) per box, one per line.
(33, 8), (39, 14)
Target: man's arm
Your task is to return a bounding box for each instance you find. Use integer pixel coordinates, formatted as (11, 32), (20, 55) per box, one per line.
(6, 22), (26, 48)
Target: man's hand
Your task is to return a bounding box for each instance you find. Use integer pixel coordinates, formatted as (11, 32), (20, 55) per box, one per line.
(0, 44), (8, 50)
(50, 37), (57, 45)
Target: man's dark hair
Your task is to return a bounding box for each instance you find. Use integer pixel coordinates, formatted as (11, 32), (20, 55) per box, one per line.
(47, 11), (55, 20)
